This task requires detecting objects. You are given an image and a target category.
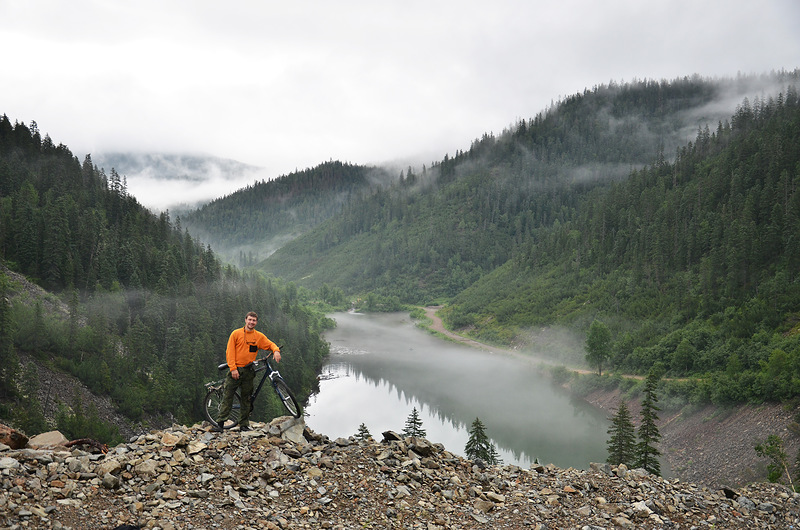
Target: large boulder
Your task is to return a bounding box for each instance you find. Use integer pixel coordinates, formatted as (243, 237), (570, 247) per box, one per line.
(0, 423), (28, 450)
(27, 430), (69, 449)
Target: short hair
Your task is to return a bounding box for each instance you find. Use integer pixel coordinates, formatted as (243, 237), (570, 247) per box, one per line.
(246, 311), (259, 321)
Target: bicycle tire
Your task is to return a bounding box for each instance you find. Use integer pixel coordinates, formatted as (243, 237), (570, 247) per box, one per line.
(203, 386), (242, 429)
(273, 378), (302, 418)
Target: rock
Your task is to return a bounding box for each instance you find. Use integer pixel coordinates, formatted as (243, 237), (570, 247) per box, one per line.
(632, 499), (653, 517)
(186, 440), (206, 454)
(737, 495), (757, 511)
(0, 423), (28, 449)
(589, 461), (613, 476)
(96, 458), (123, 476)
(133, 459), (158, 475)
(27, 430), (68, 449)
(612, 515), (635, 528)
(382, 430), (403, 442)
(409, 437), (434, 457)
(474, 498), (495, 512)
(102, 472), (121, 489)
(160, 432), (185, 447)
(0, 456), (21, 470)
(485, 491), (505, 503)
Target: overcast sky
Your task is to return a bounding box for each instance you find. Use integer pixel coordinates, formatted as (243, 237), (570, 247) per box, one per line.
(2, 1), (800, 209)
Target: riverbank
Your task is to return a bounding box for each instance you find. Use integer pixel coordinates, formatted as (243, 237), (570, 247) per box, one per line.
(419, 306), (797, 488)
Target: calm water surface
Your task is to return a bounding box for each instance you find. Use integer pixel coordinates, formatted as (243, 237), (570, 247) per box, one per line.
(304, 311), (609, 469)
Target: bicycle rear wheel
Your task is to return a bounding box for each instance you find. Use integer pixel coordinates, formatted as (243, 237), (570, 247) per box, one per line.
(203, 387), (242, 428)
(273, 378), (302, 418)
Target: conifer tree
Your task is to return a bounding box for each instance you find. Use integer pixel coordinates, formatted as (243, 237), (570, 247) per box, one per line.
(635, 370), (662, 475)
(0, 271), (17, 401)
(606, 400), (636, 466)
(13, 364), (49, 435)
(355, 422), (372, 441)
(585, 320), (612, 376)
(401, 407), (426, 438)
(464, 417), (502, 465)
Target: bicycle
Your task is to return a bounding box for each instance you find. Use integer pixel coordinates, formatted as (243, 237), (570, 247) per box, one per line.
(203, 351), (302, 429)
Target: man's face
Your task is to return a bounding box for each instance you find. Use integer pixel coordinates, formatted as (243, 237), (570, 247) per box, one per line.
(245, 315), (258, 330)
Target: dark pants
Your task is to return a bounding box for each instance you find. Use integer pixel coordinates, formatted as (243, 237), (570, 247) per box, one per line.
(216, 365), (255, 427)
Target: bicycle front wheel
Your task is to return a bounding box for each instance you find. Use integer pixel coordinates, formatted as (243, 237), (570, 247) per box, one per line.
(203, 386), (242, 429)
(273, 378), (302, 418)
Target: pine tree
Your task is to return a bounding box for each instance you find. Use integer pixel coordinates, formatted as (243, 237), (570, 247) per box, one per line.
(401, 407), (426, 438)
(488, 443), (503, 466)
(634, 370), (662, 475)
(355, 423), (372, 441)
(13, 364), (49, 435)
(585, 320), (612, 375)
(464, 417), (502, 465)
(0, 271), (16, 399)
(606, 400), (636, 466)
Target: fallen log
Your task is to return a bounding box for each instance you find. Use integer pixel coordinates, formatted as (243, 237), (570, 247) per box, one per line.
(64, 437), (109, 454)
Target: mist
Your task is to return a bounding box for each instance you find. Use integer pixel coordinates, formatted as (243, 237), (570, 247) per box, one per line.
(84, 72), (799, 218)
(305, 311), (610, 469)
(92, 152), (273, 213)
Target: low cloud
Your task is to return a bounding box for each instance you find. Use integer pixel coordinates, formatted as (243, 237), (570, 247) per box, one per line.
(93, 153), (271, 213)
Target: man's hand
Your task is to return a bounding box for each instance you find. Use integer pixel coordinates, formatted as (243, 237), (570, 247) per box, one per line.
(231, 368), (240, 380)
(273, 350), (281, 363)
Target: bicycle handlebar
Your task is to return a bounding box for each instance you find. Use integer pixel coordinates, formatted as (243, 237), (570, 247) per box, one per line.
(215, 347), (282, 372)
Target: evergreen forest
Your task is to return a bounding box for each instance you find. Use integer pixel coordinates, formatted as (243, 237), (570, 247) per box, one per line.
(247, 71), (800, 406)
(182, 161), (393, 267)
(0, 116), (329, 441)
(3, 69), (800, 445)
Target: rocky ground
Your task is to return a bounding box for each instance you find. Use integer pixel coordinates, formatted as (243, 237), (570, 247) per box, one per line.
(2, 417), (800, 530)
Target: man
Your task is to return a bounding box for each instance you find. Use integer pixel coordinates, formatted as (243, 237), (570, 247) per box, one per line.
(213, 311), (281, 432)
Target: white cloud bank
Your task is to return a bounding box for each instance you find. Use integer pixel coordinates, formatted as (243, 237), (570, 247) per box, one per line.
(2, 0), (799, 209)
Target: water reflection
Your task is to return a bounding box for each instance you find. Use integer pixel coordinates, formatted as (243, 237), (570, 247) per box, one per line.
(305, 311), (609, 469)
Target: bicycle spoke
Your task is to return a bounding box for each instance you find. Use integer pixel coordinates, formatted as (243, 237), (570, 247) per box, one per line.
(273, 378), (301, 418)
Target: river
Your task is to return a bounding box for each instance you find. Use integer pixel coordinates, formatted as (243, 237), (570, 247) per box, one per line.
(304, 311), (609, 469)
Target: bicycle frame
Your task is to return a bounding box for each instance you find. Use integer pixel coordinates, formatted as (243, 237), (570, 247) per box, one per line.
(249, 354), (280, 405)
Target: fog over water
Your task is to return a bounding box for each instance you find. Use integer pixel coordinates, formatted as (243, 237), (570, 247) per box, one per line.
(304, 311), (609, 469)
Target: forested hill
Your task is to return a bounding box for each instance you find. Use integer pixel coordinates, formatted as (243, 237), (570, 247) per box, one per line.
(258, 71), (800, 404)
(0, 116), (330, 442)
(182, 160), (393, 266)
(445, 87), (800, 402)
(261, 72), (797, 300)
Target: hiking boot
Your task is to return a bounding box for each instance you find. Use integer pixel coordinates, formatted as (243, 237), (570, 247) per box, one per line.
(239, 424), (251, 432)
(210, 422), (223, 433)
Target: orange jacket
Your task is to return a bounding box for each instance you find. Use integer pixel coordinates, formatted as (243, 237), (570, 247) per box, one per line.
(226, 327), (279, 372)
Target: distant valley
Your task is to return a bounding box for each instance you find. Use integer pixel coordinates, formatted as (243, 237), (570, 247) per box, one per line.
(92, 152), (269, 213)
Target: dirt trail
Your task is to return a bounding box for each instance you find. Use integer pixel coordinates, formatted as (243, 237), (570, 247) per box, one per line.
(423, 305), (596, 374)
(423, 306), (500, 351)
